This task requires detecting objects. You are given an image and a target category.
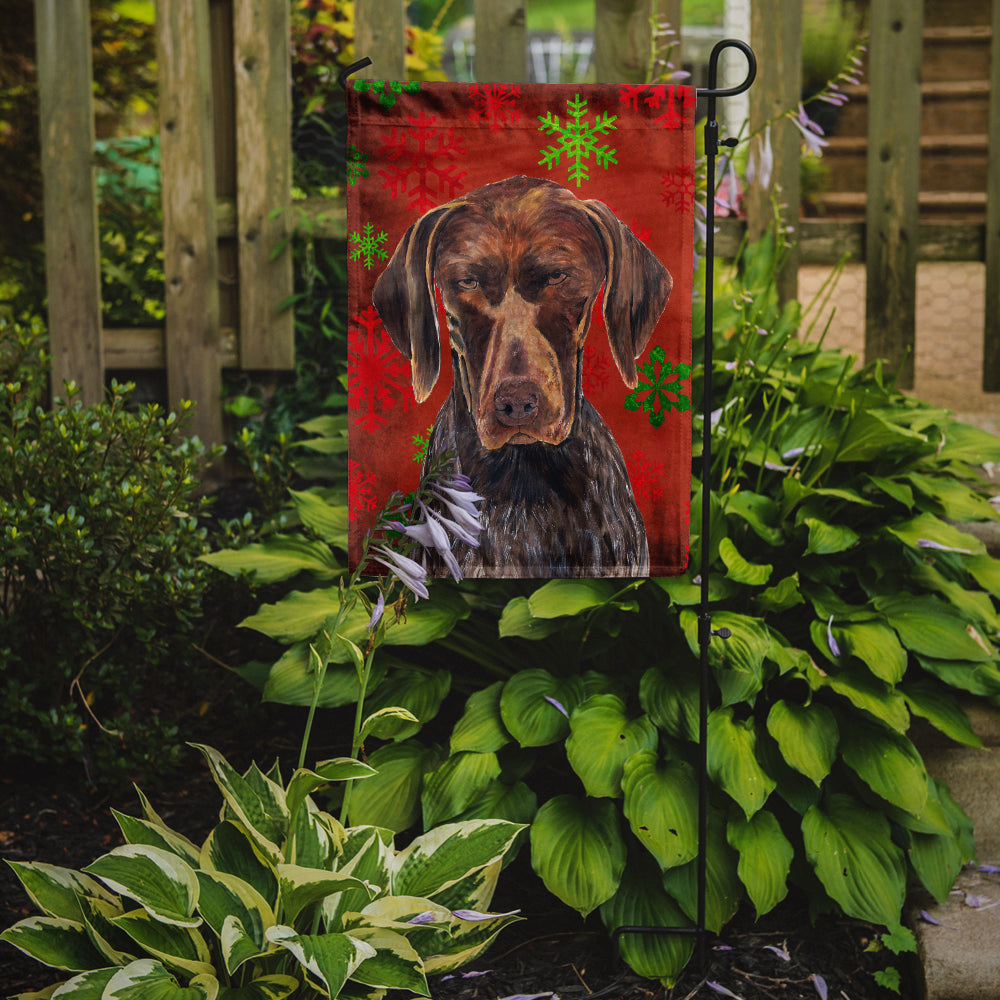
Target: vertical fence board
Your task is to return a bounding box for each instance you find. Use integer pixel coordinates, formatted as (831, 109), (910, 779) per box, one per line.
(474, 0), (527, 82)
(157, 0), (223, 444)
(355, 0), (406, 80)
(747, 0), (801, 304)
(983, 0), (1000, 390)
(34, 0), (103, 405)
(594, 0), (651, 84)
(233, 0), (294, 369)
(864, 0), (923, 389)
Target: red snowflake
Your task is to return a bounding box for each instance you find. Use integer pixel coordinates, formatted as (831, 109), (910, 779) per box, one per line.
(468, 83), (521, 132)
(627, 449), (665, 505)
(631, 220), (652, 243)
(661, 168), (695, 214)
(348, 460), (378, 523)
(378, 112), (467, 213)
(348, 304), (413, 433)
(583, 348), (612, 395)
(618, 84), (693, 130)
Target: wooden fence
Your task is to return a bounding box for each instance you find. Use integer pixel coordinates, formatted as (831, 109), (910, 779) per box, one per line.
(33, 0), (1000, 445)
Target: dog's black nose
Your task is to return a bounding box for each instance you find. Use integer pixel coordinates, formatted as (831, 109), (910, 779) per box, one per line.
(494, 380), (540, 427)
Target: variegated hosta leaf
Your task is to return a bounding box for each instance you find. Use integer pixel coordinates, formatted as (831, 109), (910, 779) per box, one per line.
(838, 718), (929, 817)
(44, 966), (118, 997)
(765, 700), (838, 786)
(599, 853), (694, 987)
(344, 926), (429, 995)
(265, 925), (375, 998)
(322, 829), (393, 931)
(0, 915), (107, 971)
(200, 822), (278, 910)
(77, 894), (135, 966)
(802, 793), (906, 926)
(276, 864), (376, 925)
(112, 811), (201, 868)
(4, 861), (118, 922)
(102, 958), (218, 999)
(83, 845), (200, 928)
(195, 871), (274, 974)
(420, 752), (501, 829)
(727, 810), (793, 917)
(566, 695), (658, 799)
(621, 751), (699, 871)
(499, 669), (585, 747)
(191, 746), (288, 863)
(214, 974), (300, 1000)
(110, 908), (214, 979)
(706, 707), (776, 818)
(361, 667), (451, 741)
(391, 820), (524, 901)
(285, 760), (375, 824)
(288, 801), (343, 870)
(529, 795), (626, 917)
(421, 906), (523, 975)
(661, 810), (742, 934)
(422, 859), (501, 916)
(450, 682), (511, 754)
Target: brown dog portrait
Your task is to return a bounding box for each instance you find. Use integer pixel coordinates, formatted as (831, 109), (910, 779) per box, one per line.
(373, 174), (672, 578)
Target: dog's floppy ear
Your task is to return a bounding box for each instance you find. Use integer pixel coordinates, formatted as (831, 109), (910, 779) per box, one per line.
(583, 200), (673, 389)
(373, 205), (453, 404)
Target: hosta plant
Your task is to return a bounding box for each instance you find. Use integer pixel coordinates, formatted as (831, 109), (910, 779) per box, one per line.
(1, 744), (523, 999)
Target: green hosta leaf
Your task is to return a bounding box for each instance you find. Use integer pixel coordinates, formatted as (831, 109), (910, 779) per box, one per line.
(112, 812), (201, 868)
(906, 472), (999, 521)
(874, 594), (995, 662)
(803, 517), (859, 556)
(911, 562), (1000, 633)
(886, 512), (985, 556)
(200, 535), (342, 584)
(216, 975), (299, 1000)
(835, 621), (907, 684)
(195, 871), (273, 974)
(421, 751), (502, 828)
(497, 596), (564, 639)
(866, 474), (914, 509)
(362, 667), (451, 740)
(839, 718), (928, 817)
(527, 579), (617, 617)
(530, 795), (626, 917)
(277, 865), (374, 925)
(967, 553), (1000, 597)
(621, 751), (698, 871)
(103, 959), (218, 1000)
(707, 707), (776, 818)
(499, 670), (584, 747)
(453, 779), (538, 827)
(260, 643), (386, 709)
(755, 573), (804, 614)
(599, 853), (694, 987)
(450, 682), (511, 754)
(346, 926), (428, 994)
(916, 655), (1000, 697)
(908, 783), (968, 906)
(265, 926), (375, 998)
(111, 908), (214, 978)
(724, 490), (784, 545)
(654, 573), (737, 606)
(83, 846), (200, 928)
(680, 610), (770, 706)
(347, 740), (442, 831)
(190, 746), (287, 863)
(808, 661), (910, 732)
(802, 793), (906, 926)
(835, 410), (927, 463)
(288, 488), (349, 544)
(4, 862), (118, 922)
(727, 811), (793, 918)
(0, 916), (107, 971)
(661, 811), (741, 933)
(765, 701), (838, 786)
(393, 820), (524, 900)
(566, 695), (658, 798)
(935, 421), (1000, 464)
(718, 537), (772, 585)
(200, 822), (278, 910)
(639, 664), (699, 742)
(901, 680), (982, 748)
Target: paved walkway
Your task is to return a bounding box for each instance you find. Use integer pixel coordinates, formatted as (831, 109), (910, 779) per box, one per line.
(798, 262), (1000, 435)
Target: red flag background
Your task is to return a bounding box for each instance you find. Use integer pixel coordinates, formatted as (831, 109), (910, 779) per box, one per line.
(347, 80), (695, 577)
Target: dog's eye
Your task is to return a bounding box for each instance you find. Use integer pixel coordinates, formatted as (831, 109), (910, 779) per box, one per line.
(456, 278), (479, 291)
(546, 272), (567, 286)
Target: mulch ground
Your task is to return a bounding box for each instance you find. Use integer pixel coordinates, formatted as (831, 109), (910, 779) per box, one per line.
(1, 739), (914, 1000)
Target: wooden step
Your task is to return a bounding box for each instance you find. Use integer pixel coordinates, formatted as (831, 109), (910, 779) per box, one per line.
(922, 25), (993, 83)
(813, 190), (987, 222)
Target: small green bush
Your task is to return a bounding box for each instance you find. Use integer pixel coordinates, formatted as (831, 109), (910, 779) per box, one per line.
(0, 317), (220, 783)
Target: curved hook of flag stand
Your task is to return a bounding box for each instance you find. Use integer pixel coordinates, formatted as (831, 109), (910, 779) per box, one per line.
(612, 39), (756, 973)
(338, 39), (758, 976)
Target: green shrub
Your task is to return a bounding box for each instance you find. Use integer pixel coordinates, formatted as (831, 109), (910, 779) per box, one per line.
(1, 743), (524, 998)
(0, 317), (221, 783)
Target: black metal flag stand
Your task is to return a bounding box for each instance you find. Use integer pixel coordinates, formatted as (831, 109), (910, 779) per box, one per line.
(339, 38), (758, 975)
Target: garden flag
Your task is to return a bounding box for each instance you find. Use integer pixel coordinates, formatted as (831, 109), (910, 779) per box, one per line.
(346, 80), (695, 578)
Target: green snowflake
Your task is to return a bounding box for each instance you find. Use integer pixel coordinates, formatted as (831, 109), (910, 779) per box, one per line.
(353, 79), (421, 109)
(624, 346), (691, 428)
(412, 426), (434, 462)
(346, 143), (369, 185)
(349, 223), (388, 269)
(537, 94), (617, 187)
